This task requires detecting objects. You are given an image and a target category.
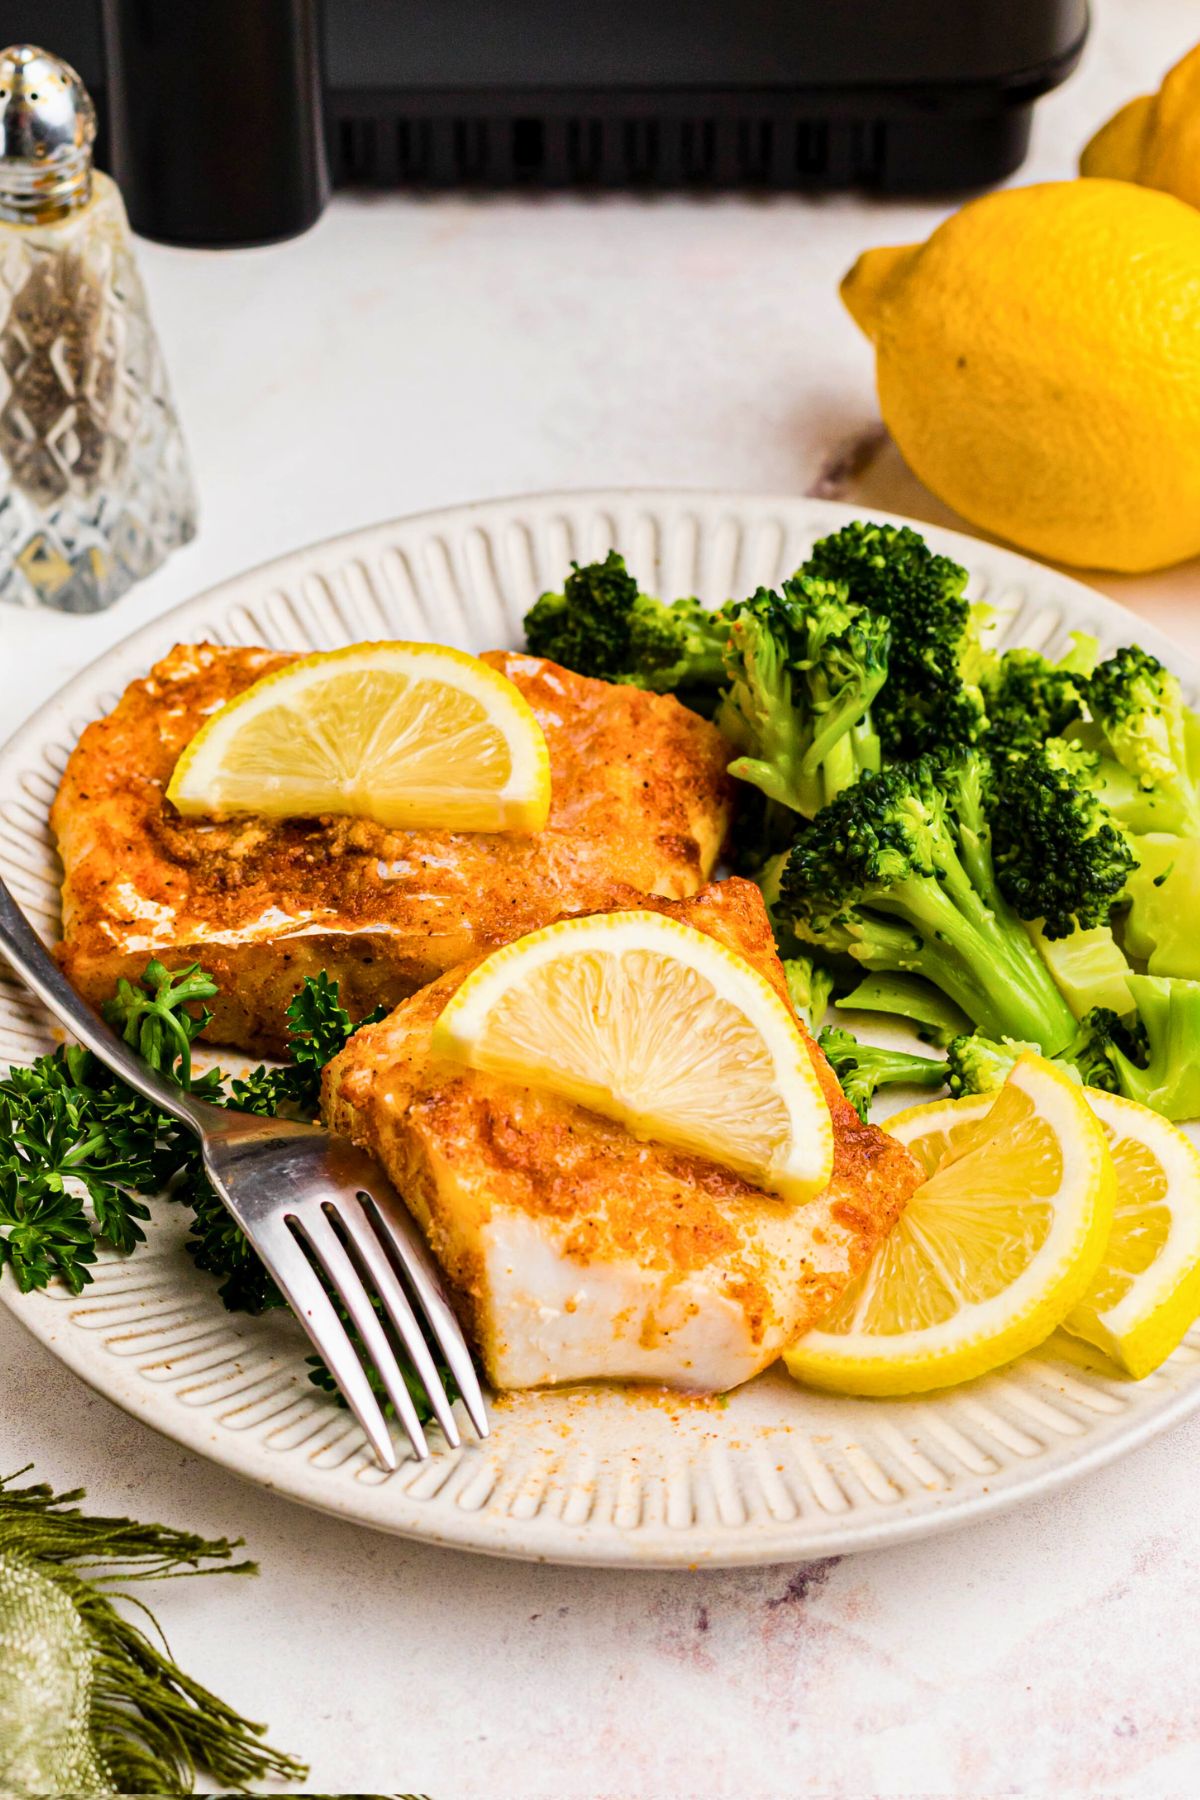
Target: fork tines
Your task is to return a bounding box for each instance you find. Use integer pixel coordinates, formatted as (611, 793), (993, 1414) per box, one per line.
(249, 1161), (488, 1470)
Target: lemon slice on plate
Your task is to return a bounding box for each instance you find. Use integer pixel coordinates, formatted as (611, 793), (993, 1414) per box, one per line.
(888, 1085), (1200, 1379)
(432, 910), (834, 1202)
(1065, 1090), (1200, 1377)
(784, 1054), (1115, 1395)
(167, 642), (551, 833)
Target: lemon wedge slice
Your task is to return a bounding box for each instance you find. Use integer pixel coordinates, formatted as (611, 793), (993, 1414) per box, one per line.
(432, 910), (834, 1202)
(784, 1054), (1115, 1395)
(1065, 1090), (1200, 1378)
(167, 642), (551, 833)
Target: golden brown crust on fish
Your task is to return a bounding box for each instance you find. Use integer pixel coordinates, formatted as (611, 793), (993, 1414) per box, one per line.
(322, 879), (920, 1391)
(52, 643), (733, 1054)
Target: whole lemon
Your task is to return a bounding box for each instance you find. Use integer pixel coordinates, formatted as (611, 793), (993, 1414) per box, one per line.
(842, 180), (1200, 572)
(1081, 43), (1200, 212)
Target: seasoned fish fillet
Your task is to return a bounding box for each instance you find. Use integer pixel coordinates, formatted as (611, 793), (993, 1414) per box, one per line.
(322, 878), (921, 1393)
(53, 643), (732, 1055)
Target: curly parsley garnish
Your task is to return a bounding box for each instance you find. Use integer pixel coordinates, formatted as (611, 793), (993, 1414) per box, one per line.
(0, 963), (445, 1423)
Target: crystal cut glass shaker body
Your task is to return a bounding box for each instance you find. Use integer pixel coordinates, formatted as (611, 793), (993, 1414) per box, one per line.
(0, 47), (196, 611)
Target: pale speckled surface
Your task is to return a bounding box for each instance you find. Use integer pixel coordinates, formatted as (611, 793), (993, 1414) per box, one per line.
(3, 2), (1200, 1792)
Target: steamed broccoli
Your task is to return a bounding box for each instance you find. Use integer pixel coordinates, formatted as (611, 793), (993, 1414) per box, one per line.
(1102, 975), (1200, 1121)
(990, 738), (1137, 938)
(783, 955), (836, 1032)
(767, 752), (1077, 1052)
(804, 520), (987, 759)
(817, 1025), (945, 1121)
(717, 575), (889, 818)
(945, 1011), (1126, 1099)
(982, 634), (1099, 755)
(951, 979), (1200, 1123)
(523, 552), (731, 705)
(828, 1009), (1130, 1108)
(1085, 646), (1200, 838)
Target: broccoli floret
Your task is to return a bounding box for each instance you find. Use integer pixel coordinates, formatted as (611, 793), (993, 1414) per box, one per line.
(982, 634), (1099, 755)
(717, 575), (889, 818)
(990, 739), (1137, 938)
(1103, 975), (1200, 1121)
(1087, 647), (1200, 838)
(523, 552), (731, 704)
(817, 1025), (946, 1122)
(1064, 1010), (1134, 1093)
(524, 551), (638, 682)
(945, 1011), (1125, 1098)
(944, 1031), (1030, 1097)
(627, 592), (733, 699)
(804, 520), (986, 759)
(783, 955), (836, 1032)
(1050, 731), (1191, 841)
(769, 752), (1078, 1053)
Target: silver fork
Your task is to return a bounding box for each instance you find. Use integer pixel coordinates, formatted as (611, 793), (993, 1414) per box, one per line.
(0, 877), (488, 1470)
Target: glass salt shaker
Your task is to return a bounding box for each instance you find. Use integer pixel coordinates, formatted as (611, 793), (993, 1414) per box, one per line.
(0, 44), (196, 612)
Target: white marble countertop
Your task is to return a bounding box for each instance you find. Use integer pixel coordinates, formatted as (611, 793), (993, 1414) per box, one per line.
(3, 4), (1200, 1793)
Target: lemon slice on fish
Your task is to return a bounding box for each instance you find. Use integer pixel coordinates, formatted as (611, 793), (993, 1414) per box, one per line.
(784, 1054), (1115, 1395)
(432, 909), (834, 1202)
(167, 641), (551, 833)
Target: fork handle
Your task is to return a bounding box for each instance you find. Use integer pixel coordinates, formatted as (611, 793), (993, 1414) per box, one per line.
(0, 875), (212, 1134)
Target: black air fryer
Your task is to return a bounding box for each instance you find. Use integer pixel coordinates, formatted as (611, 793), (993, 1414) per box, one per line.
(12, 0), (1088, 243)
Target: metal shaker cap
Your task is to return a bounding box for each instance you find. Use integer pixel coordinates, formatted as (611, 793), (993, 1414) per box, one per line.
(0, 44), (95, 224)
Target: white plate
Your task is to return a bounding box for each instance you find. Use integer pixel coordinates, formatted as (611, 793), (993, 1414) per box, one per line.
(2, 488), (1198, 1569)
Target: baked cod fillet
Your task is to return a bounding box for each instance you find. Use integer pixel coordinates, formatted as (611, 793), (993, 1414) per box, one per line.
(322, 879), (921, 1393)
(53, 643), (732, 1055)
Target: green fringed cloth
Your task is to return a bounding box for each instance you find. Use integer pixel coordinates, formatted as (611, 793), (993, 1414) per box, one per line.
(0, 1467), (306, 1797)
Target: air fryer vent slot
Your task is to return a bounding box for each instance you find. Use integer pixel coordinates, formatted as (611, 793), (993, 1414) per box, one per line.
(681, 118), (717, 182)
(853, 121), (886, 183)
(453, 118), (489, 181)
(621, 119), (660, 183)
(512, 117), (545, 178)
(397, 119), (433, 182)
(795, 121), (828, 177)
(736, 118), (773, 184)
(338, 116), (378, 183)
(566, 118), (603, 182)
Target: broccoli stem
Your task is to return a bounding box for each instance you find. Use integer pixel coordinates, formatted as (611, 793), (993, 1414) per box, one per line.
(796, 712), (881, 814)
(813, 728), (859, 810)
(854, 1045), (946, 1090)
(818, 1025), (947, 1121)
(851, 717), (883, 779)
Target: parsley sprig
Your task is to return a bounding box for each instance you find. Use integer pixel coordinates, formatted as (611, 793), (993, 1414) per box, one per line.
(104, 957), (223, 1093)
(0, 1045), (164, 1293)
(0, 963), (446, 1423)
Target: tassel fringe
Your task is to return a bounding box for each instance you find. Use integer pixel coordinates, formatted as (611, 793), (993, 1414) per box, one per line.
(0, 1466), (307, 1794)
